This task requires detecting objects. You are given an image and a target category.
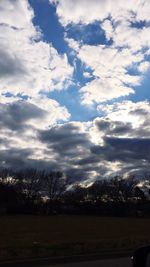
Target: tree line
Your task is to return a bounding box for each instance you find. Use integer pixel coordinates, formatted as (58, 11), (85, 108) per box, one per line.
(0, 168), (150, 216)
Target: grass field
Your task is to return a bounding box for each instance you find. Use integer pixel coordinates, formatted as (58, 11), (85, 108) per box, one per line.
(0, 215), (150, 260)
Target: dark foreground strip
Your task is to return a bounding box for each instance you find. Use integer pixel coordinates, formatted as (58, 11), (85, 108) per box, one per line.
(0, 250), (132, 267)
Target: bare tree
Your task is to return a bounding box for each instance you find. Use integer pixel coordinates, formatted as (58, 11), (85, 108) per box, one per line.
(44, 171), (67, 200)
(14, 168), (43, 201)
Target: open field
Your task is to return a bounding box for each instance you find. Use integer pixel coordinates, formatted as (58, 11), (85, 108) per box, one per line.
(0, 215), (150, 260)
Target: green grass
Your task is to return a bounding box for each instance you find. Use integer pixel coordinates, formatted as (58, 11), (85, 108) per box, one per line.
(0, 215), (150, 260)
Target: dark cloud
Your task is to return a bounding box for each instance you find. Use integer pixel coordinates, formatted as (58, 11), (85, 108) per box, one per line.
(39, 123), (90, 156)
(37, 122), (100, 182)
(129, 108), (149, 117)
(76, 155), (100, 166)
(95, 118), (133, 136)
(1, 108), (150, 183)
(0, 148), (32, 168)
(0, 48), (26, 77)
(91, 137), (150, 162)
(0, 101), (46, 131)
(0, 147), (58, 171)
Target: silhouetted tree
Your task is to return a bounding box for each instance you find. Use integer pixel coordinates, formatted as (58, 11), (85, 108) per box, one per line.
(13, 168), (43, 201)
(43, 171), (68, 200)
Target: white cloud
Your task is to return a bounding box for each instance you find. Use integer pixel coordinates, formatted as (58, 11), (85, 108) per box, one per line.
(138, 61), (150, 73)
(65, 37), (80, 51)
(65, 37), (148, 104)
(89, 100), (150, 150)
(0, 95), (70, 129)
(83, 72), (92, 78)
(50, 0), (150, 26)
(28, 96), (70, 128)
(0, 0), (74, 172)
(102, 20), (114, 41)
(80, 78), (134, 105)
(0, 0), (73, 98)
(51, 0), (150, 105)
(103, 21), (150, 52)
(77, 45), (142, 104)
(0, 94), (71, 168)
(0, 95), (21, 104)
(49, 0), (110, 26)
(0, 0), (72, 154)
(97, 100), (150, 129)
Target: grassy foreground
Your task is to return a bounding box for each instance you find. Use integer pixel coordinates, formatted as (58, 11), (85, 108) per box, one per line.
(0, 215), (150, 260)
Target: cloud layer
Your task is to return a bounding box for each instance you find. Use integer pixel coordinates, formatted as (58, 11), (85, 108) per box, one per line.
(1, 99), (150, 183)
(1, 0), (150, 184)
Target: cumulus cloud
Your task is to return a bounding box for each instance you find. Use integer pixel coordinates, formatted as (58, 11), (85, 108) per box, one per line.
(2, 100), (150, 183)
(78, 45), (142, 104)
(90, 135), (150, 179)
(50, 0), (150, 26)
(74, 39), (149, 104)
(0, 98), (70, 131)
(0, 0), (73, 171)
(97, 101), (150, 130)
(0, 0), (73, 98)
(0, 96), (71, 173)
(51, 0), (150, 105)
(37, 100), (150, 180)
(138, 62), (150, 73)
(38, 122), (91, 167)
(1, 0), (150, 183)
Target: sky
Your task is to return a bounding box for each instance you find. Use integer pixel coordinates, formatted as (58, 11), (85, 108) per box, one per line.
(0, 0), (150, 185)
